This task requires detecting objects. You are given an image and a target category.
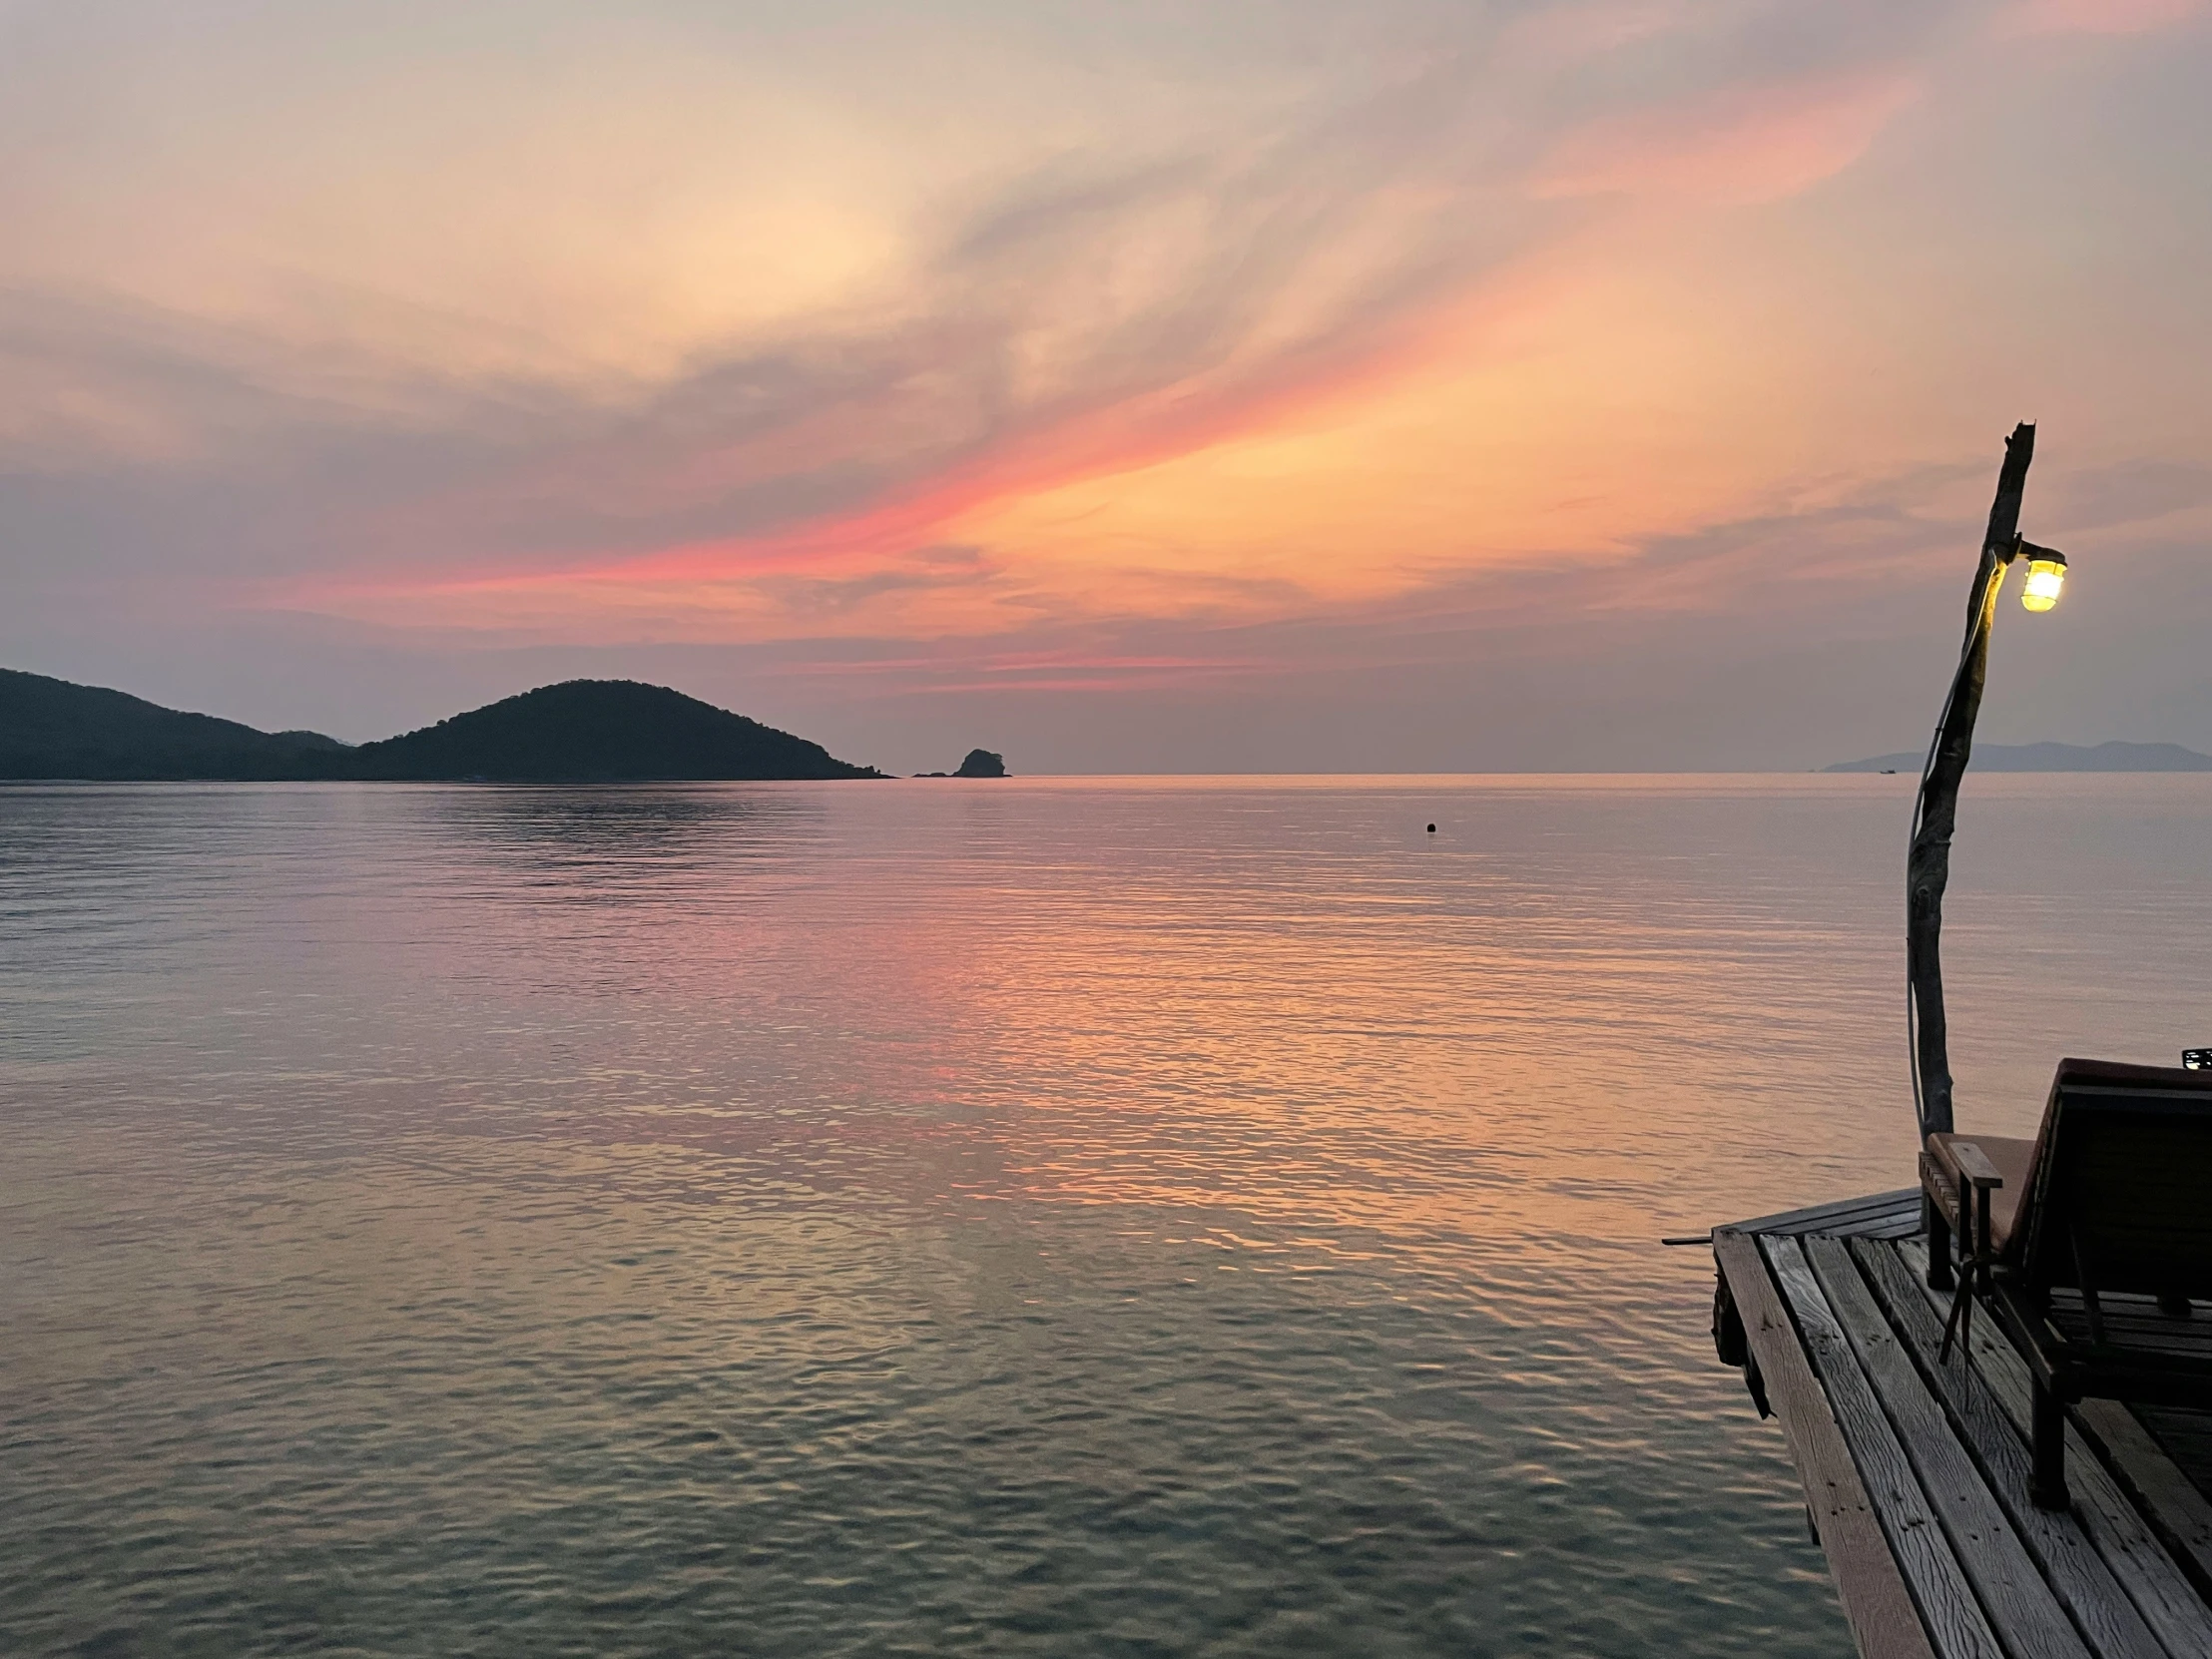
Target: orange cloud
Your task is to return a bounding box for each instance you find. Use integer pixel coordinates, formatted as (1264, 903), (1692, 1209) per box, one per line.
(292, 206), (1877, 648)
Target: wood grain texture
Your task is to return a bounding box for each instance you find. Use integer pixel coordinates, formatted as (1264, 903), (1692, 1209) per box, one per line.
(1755, 1233), (2000, 1658)
(1821, 1237), (2162, 1658)
(2042, 1295), (2212, 1360)
(1887, 1238), (2212, 1656)
(1729, 1189), (1922, 1238)
(1785, 1239), (2088, 1659)
(1714, 1231), (1941, 1659)
(2071, 1398), (2212, 1605)
(2128, 1409), (2212, 1501)
(1950, 1143), (2005, 1189)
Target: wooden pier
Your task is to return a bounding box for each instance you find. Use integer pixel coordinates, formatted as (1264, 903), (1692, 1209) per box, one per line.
(1712, 1190), (2212, 1659)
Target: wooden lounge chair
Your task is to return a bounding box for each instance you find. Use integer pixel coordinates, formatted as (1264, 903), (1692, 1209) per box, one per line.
(1921, 1057), (2212, 1509)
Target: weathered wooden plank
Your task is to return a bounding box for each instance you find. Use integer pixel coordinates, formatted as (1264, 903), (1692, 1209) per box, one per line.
(2130, 1408), (2212, 1501)
(1888, 1237), (2212, 1654)
(1753, 1233), (2000, 1658)
(1727, 1189), (1923, 1239)
(1829, 1238), (2166, 1658)
(1948, 1142), (2006, 1189)
(2042, 1297), (2212, 1360)
(2052, 1299), (2212, 1333)
(2071, 1398), (2212, 1606)
(1865, 1212), (1930, 1241)
(1792, 1238), (2091, 1659)
(1714, 1230), (1942, 1659)
(1835, 1202), (1936, 1241)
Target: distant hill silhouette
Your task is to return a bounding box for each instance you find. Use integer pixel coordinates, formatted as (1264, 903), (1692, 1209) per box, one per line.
(345, 681), (881, 781)
(0, 671), (882, 782)
(0, 668), (348, 780)
(1827, 741), (2212, 774)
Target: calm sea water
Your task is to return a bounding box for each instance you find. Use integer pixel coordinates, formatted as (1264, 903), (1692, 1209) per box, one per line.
(6, 775), (2211, 1657)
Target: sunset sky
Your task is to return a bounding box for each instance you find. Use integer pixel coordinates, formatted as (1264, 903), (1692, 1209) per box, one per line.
(5, 0), (2211, 773)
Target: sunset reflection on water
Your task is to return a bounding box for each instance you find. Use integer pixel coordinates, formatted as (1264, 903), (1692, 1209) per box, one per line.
(6, 776), (2210, 1655)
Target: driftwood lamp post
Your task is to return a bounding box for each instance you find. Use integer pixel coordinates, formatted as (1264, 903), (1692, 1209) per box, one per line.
(1908, 421), (2069, 1277)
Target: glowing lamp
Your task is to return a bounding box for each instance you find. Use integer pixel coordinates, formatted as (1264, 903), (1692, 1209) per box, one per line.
(2019, 544), (2067, 612)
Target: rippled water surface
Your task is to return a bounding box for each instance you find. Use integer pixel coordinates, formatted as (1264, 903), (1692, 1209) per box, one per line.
(7, 775), (2212, 1657)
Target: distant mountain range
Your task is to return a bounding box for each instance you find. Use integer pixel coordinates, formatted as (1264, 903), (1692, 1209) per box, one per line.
(0, 670), (888, 782)
(1827, 741), (2212, 774)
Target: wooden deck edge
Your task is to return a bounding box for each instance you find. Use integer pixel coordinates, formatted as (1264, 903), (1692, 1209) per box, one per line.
(1724, 1189), (1923, 1239)
(1764, 1236), (2007, 1659)
(1716, 1229), (1939, 1659)
(1714, 1201), (2212, 1658)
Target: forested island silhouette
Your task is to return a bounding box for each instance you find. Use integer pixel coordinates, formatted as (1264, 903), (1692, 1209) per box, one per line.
(0, 670), (1002, 782)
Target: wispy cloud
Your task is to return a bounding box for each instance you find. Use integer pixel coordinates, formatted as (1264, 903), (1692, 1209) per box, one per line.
(1529, 68), (1920, 204)
(4, 0), (2209, 764)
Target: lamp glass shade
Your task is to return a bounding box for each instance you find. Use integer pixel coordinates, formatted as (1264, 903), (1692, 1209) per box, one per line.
(2021, 556), (2066, 612)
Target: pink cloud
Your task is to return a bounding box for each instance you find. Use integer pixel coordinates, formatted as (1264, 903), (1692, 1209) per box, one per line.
(1497, 0), (1706, 67)
(1530, 68), (1921, 206)
(2006, 0), (2203, 34)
